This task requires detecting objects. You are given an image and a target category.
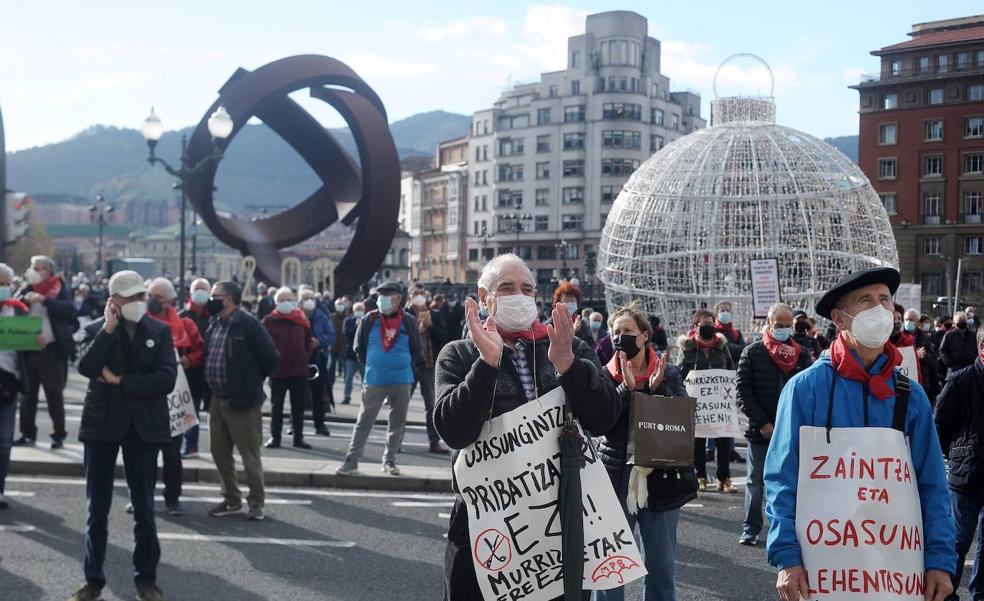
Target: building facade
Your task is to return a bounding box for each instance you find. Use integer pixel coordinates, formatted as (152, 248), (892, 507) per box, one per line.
(853, 15), (984, 312)
(407, 137), (468, 283)
(465, 10), (705, 288)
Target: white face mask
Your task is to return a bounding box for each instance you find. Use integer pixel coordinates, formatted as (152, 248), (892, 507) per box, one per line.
(842, 305), (894, 349)
(412, 295), (427, 307)
(121, 301), (146, 323)
(301, 299), (316, 312)
(25, 268), (43, 286)
(491, 293), (538, 332)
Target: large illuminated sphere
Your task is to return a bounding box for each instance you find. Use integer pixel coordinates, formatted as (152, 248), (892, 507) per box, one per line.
(598, 94), (898, 336)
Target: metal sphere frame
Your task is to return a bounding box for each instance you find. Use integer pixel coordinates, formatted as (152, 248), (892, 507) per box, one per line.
(184, 54), (400, 292)
(712, 53), (775, 99)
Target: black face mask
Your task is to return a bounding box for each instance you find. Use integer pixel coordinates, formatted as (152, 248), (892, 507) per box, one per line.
(794, 321), (809, 334)
(147, 298), (165, 315)
(205, 297), (225, 315)
(613, 334), (642, 359)
(698, 324), (717, 341)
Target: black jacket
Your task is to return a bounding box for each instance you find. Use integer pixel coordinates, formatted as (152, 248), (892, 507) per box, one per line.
(735, 339), (812, 444)
(940, 329), (978, 376)
(21, 277), (79, 360)
(675, 333), (735, 379)
(77, 316), (177, 444)
(792, 332), (821, 360)
(935, 360), (984, 493)
(203, 308), (279, 410)
(434, 335), (622, 601)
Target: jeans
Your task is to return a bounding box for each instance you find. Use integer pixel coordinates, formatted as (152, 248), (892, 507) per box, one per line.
(345, 384), (410, 465)
(0, 399), (15, 494)
(21, 345), (66, 440)
(949, 489), (984, 600)
(343, 358), (361, 402)
(694, 438), (731, 481)
(269, 376), (308, 442)
(418, 367), (439, 443)
(743, 441), (768, 537)
(160, 435), (182, 504)
(594, 465), (679, 601)
(83, 428), (160, 587)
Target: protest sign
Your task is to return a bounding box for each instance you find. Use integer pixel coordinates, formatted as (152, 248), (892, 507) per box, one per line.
(796, 426), (924, 599)
(750, 258), (781, 319)
(453, 387), (646, 601)
(167, 364), (198, 437)
(897, 346), (920, 384)
(683, 369), (743, 438)
(0, 315), (42, 351)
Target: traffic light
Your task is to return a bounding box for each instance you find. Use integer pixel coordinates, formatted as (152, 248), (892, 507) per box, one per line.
(4, 192), (29, 244)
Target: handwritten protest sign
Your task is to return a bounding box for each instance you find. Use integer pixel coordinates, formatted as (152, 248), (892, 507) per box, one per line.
(0, 316), (42, 351)
(897, 346), (920, 384)
(684, 369), (743, 438)
(453, 387), (646, 601)
(796, 426), (924, 600)
(750, 258), (781, 319)
(167, 364), (198, 437)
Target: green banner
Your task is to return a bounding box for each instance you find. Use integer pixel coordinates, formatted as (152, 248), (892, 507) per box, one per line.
(0, 316), (42, 351)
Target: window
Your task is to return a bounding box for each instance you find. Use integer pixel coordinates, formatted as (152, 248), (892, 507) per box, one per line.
(921, 272), (943, 296)
(922, 193), (942, 224)
(562, 159), (584, 177)
(602, 103), (641, 120)
(537, 108), (551, 125)
(468, 249), (479, 261)
(497, 190), (522, 208)
(563, 105), (585, 123)
(979, 50), (984, 66)
(498, 138), (524, 157)
(924, 119), (943, 141)
(571, 50), (581, 68)
(967, 272), (984, 295)
(883, 94), (898, 109)
(535, 162), (550, 180)
(475, 146), (481, 161)
(602, 158), (640, 176)
(482, 196), (487, 211)
(880, 193), (897, 215)
(548, 85), (558, 98)
(651, 108), (664, 125)
(571, 80), (580, 96)
(966, 117), (984, 138)
(923, 236), (942, 255)
(938, 54), (950, 73)
(966, 236), (984, 256)
(918, 57), (930, 73)
(536, 135), (550, 153)
(535, 216), (549, 232)
(958, 52), (971, 70)
(474, 171), (481, 186)
(966, 192), (983, 223)
(535, 189), (549, 206)
(928, 88), (944, 105)
(497, 164), (523, 182)
(563, 132), (585, 150)
(671, 114), (680, 130)
(966, 153), (984, 174)
(650, 134), (664, 154)
(891, 59), (903, 76)
(969, 85), (984, 102)
(602, 130), (641, 149)
(562, 215), (584, 231)
(879, 123), (897, 144)
(562, 187), (584, 204)
(924, 156), (943, 176)
(601, 185), (621, 203)
(878, 158), (897, 179)
(473, 195), (480, 212)
(482, 171), (487, 185)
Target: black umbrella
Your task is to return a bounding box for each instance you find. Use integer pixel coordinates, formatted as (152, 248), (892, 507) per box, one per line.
(558, 404), (586, 601)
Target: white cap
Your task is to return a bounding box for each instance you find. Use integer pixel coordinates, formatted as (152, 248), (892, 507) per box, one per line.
(108, 270), (147, 297)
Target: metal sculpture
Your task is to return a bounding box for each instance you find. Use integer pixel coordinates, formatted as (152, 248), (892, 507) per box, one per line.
(184, 54), (400, 292)
(598, 55), (898, 337)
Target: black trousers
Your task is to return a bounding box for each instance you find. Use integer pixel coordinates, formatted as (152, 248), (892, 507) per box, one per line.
(270, 376), (307, 442)
(159, 434), (182, 504)
(308, 355), (328, 428)
(694, 437), (732, 481)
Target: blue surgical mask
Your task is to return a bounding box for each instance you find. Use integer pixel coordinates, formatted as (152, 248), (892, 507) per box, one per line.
(590, 320), (602, 331)
(278, 301), (296, 314)
(718, 311), (732, 325)
(772, 327), (793, 342)
(479, 306), (489, 319)
(190, 289), (209, 306)
(566, 302), (578, 316)
(354, 310), (365, 319)
(0, 287), (11, 302)
(377, 296), (393, 314)
(903, 320), (917, 333)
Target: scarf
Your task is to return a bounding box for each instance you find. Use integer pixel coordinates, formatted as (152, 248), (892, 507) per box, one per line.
(379, 311), (403, 352)
(891, 332), (915, 347)
(185, 302), (207, 317)
(492, 321), (550, 344)
(32, 276), (62, 300)
(762, 329), (801, 374)
(715, 320), (740, 343)
(829, 333), (902, 401)
(689, 330), (719, 350)
(605, 346), (658, 385)
(1, 299), (29, 314)
(267, 307), (311, 331)
(148, 305), (190, 349)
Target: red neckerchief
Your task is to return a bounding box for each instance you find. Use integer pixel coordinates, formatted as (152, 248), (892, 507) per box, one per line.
(265, 308), (311, 331)
(829, 333), (902, 400)
(185, 302), (207, 316)
(891, 332), (915, 347)
(148, 305), (190, 349)
(762, 329), (801, 374)
(605, 346), (658, 385)
(715, 320), (740, 343)
(1, 299), (29, 314)
(379, 311), (403, 352)
(491, 321), (550, 344)
(32, 276), (62, 300)
(689, 330), (719, 350)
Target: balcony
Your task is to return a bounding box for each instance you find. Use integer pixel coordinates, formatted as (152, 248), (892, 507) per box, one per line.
(922, 215), (942, 225)
(964, 213), (983, 224)
(854, 64), (984, 88)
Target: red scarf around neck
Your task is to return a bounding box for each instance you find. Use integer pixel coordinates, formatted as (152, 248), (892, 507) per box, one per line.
(268, 307), (311, 331)
(185, 302), (207, 316)
(762, 329), (801, 374)
(148, 305), (190, 349)
(892, 331), (915, 347)
(491, 321), (550, 344)
(715, 320), (740, 343)
(829, 333), (902, 400)
(605, 346), (659, 385)
(32, 276), (62, 300)
(1, 299), (29, 314)
(689, 330), (719, 350)
(379, 311), (403, 352)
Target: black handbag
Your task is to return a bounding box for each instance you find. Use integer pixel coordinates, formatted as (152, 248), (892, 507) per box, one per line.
(645, 466), (699, 513)
(0, 370), (19, 406)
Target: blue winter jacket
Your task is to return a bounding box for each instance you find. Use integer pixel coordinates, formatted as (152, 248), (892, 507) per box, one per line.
(309, 305), (336, 360)
(764, 350), (957, 576)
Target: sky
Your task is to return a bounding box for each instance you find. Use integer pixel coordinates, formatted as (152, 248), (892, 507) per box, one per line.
(1, 0), (981, 152)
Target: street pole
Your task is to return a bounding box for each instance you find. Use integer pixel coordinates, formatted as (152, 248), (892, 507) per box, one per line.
(955, 257), (964, 315)
(191, 218), (198, 277)
(178, 135), (188, 303)
(97, 213), (104, 273)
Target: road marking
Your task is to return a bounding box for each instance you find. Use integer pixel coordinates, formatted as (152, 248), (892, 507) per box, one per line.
(391, 501), (455, 508)
(0, 524), (36, 532)
(158, 533), (356, 547)
(156, 496), (311, 505)
(683, 503), (704, 508)
(438, 512), (451, 519)
(2, 491), (35, 497)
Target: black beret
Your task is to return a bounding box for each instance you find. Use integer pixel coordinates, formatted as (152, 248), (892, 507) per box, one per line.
(815, 267), (901, 319)
(372, 281), (404, 295)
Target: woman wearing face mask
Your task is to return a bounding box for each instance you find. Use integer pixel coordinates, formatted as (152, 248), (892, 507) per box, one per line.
(765, 267), (956, 601)
(434, 254), (623, 600)
(941, 310), (980, 378)
(179, 277), (212, 455)
(676, 309), (736, 493)
(300, 287), (334, 435)
(341, 302), (365, 404)
(594, 304), (691, 601)
(553, 282), (596, 347)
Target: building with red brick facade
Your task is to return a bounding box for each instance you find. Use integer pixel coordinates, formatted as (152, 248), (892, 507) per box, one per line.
(853, 15), (984, 312)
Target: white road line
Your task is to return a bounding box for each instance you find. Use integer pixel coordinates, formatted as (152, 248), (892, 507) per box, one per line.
(683, 503), (705, 508)
(391, 501), (455, 508)
(2, 491), (35, 497)
(438, 513), (451, 519)
(157, 533), (356, 547)
(156, 496), (311, 505)
(0, 525), (36, 532)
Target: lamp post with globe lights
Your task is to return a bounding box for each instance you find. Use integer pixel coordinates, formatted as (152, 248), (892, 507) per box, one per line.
(141, 106), (233, 302)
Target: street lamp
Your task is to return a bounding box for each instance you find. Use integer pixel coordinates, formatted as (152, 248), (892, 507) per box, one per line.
(141, 105), (233, 302)
(89, 195), (114, 274)
(502, 202), (533, 255)
(479, 223), (495, 261)
(554, 239), (570, 280)
(190, 216), (202, 277)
